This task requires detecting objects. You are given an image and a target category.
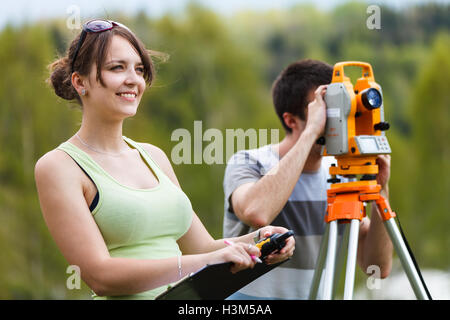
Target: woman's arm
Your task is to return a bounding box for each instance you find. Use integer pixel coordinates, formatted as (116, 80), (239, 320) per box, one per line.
(35, 150), (259, 297)
(178, 215), (295, 265)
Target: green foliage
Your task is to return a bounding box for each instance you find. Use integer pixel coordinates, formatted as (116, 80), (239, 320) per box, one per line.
(406, 33), (450, 268)
(0, 2), (448, 298)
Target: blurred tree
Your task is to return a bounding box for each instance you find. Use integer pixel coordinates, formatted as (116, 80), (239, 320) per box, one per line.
(406, 33), (450, 268)
(0, 24), (84, 298)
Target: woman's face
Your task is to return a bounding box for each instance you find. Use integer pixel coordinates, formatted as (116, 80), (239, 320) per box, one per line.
(85, 35), (147, 120)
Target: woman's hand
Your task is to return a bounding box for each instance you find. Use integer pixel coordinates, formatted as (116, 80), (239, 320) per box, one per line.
(209, 242), (261, 274)
(256, 226), (296, 265)
(207, 225), (296, 273)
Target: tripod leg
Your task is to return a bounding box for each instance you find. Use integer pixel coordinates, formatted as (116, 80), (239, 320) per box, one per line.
(309, 224), (330, 299)
(384, 218), (429, 300)
(322, 220), (339, 299)
(332, 222), (350, 299)
(343, 219), (360, 299)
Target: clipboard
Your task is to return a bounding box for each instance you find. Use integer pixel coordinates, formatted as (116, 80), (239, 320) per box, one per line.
(155, 259), (288, 300)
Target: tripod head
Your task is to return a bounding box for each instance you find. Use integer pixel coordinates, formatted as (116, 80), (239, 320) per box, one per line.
(321, 61), (391, 178)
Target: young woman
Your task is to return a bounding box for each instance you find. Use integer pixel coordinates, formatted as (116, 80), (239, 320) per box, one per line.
(34, 20), (295, 300)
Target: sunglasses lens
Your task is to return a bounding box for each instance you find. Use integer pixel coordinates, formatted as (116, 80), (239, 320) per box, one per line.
(85, 20), (113, 32)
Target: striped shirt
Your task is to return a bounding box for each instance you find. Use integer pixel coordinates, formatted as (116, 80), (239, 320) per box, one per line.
(223, 144), (341, 299)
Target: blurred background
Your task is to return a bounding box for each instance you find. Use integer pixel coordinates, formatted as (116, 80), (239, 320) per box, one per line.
(0, 0), (448, 299)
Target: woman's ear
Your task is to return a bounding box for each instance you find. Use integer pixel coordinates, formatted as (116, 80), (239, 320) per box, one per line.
(71, 72), (87, 97)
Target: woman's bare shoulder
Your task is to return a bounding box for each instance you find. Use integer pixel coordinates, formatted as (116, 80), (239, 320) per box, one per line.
(34, 148), (82, 187)
(138, 143), (167, 160)
(138, 142), (181, 187)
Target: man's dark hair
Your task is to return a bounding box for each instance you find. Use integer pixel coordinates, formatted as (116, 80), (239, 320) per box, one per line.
(271, 59), (333, 133)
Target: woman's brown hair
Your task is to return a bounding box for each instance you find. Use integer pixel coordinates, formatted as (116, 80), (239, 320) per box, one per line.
(47, 23), (160, 106)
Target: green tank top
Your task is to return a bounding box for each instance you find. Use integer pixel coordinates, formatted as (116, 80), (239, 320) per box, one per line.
(57, 136), (193, 300)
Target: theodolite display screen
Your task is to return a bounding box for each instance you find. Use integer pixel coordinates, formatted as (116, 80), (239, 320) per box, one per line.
(358, 137), (378, 153)
(355, 135), (391, 154)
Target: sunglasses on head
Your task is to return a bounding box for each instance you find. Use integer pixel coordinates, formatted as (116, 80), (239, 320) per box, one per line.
(71, 19), (130, 74)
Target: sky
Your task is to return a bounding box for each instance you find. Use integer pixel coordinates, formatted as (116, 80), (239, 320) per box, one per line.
(1, 0), (448, 30)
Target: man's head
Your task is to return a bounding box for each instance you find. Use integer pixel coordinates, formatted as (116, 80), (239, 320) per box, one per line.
(271, 59), (333, 134)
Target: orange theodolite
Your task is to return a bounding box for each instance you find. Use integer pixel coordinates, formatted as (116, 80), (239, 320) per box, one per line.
(309, 62), (431, 300)
(321, 61), (394, 224)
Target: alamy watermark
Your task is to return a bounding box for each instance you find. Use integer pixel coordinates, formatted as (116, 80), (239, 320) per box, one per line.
(366, 5), (381, 30)
(66, 265), (81, 290)
(170, 121), (280, 167)
(66, 5), (81, 30)
(366, 265), (381, 290)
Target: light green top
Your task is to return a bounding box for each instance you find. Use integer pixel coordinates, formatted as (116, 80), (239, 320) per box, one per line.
(57, 136), (193, 300)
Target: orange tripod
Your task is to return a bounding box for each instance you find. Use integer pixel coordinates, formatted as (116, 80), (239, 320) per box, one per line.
(326, 180), (395, 224)
(308, 61), (430, 299)
(308, 159), (430, 300)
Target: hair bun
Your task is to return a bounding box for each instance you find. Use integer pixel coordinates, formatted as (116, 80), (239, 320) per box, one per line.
(47, 57), (79, 102)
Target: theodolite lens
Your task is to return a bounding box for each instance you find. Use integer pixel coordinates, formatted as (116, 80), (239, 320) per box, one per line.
(361, 88), (382, 110)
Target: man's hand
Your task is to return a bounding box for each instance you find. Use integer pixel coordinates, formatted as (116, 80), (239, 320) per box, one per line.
(305, 85), (328, 138)
(376, 154), (391, 191)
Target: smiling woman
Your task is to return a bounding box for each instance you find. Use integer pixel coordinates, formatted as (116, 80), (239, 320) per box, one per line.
(47, 20), (154, 106)
(35, 18), (296, 300)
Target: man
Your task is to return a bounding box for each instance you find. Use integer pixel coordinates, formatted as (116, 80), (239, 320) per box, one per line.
(223, 59), (393, 299)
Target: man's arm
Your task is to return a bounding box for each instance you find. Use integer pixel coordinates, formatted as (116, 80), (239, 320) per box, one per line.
(231, 130), (318, 227)
(231, 85), (328, 228)
(357, 155), (393, 278)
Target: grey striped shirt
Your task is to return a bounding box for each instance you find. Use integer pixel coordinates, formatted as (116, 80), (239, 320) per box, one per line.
(223, 144), (341, 299)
